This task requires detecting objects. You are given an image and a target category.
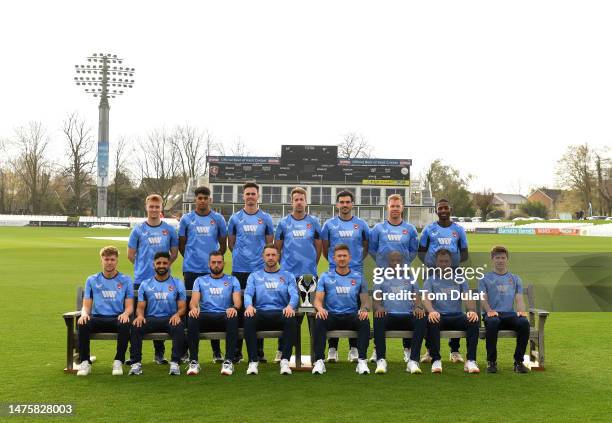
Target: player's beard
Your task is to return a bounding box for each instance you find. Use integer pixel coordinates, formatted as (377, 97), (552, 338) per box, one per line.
(155, 267), (168, 276)
(210, 267), (223, 275)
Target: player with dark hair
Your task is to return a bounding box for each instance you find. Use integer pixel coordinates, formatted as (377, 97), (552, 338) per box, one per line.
(321, 190), (369, 362)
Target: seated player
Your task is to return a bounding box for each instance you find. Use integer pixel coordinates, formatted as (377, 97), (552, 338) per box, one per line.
(243, 244), (298, 375)
(372, 251), (426, 374)
(479, 245), (530, 373)
(77, 246), (134, 376)
(129, 252), (186, 376)
(422, 249), (480, 374)
(312, 244), (371, 375)
(186, 251), (241, 376)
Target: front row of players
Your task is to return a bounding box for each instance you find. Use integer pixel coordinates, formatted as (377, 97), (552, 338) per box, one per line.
(77, 244), (531, 376)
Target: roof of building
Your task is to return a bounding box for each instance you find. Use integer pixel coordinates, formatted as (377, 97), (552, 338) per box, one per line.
(530, 188), (563, 202)
(493, 193), (527, 205)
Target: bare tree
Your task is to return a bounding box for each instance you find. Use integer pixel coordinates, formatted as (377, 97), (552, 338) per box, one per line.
(225, 138), (251, 157)
(61, 112), (95, 214)
(471, 189), (498, 220)
(594, 150), (611, 215)
(556, 143), (595, 210)
(171, 124), (220, 188)
(136, 129), (180, 209)
(338, 133), (373, 158)
(110, 136), (131, 215)
(11, 122), (52, 214)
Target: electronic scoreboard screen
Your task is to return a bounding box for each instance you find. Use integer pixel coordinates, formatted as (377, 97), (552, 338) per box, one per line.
(207, 145), (411, 185)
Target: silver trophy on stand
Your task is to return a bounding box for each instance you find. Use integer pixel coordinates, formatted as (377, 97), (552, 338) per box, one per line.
(297, 274), (317, 308)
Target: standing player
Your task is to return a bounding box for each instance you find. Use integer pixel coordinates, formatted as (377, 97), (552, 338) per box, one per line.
(228, 182), (275, 362)
(76, 246), (133, 376)
(372, 251), (426, 374)
(418, 198), (469, 363)
(422, 249), (480, 374)
(127, 194), (179, 364)
(186, 251), (241, 376)
(368, 193), (418, 363)
(479, 246), (530, 373)
(129, 252), (186, 376)
(274, 186), (322, 362)
(243, 244), (298, 375)
(321, 190), (369, 362)
(312, 244), (371, 375)
(179, 186), (227, 362)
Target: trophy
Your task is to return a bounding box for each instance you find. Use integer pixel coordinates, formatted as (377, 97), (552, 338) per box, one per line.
(297, 274), (317, 308)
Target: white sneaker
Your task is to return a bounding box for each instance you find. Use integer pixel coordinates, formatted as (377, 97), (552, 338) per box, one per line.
(464, 360), (480, 374)
(326, 347), (338, 363)
(420, 350), (432, 363)
(312, 359), (326, 374)
(348, 347), (359, 363)
(77, 361), (91, 376)
(403, 348), (411, 363)
(274, 350), (283, 363)
(111, 360), (123, 376)
(356, 359), (370, 375)
(369, 348), (377, 363)
(220, 360), (234, 375)
(186, 361), (200, 376)
(407, 360), (422, 374)
(431, 360), (442, 373)
(169, 362), (180, 376)
(280, 359), (292, 375)
(450, 352), (465, 363)
(246, 361), (259, 375)
(375, 358), (387, 374)
(128, 362), (142, 375)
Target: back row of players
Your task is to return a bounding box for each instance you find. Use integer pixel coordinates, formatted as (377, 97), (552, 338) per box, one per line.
(76, 183), (531, 376)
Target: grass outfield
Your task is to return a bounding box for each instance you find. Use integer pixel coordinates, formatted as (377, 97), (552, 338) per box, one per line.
(1, 227), (611, 422)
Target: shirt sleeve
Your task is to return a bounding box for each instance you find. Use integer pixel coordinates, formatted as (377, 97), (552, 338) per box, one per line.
(320, 221), (330, 241)
(125, 276), (135, 299)
(216, 214), (228, 238)
(228, 214), (237, 236)
(458, 226), (468, 250)
(137, 282), (146, 302)
(514, 274), (524, 294)
(408, 226), (418, 263)
(84, 276), (94, 299)
(361, 220), (370, 241)
(313, 217), (322, 239)
(368, 225), (379, 257)
(264, 214), (274, 236)
(477, 275), (487, 295)
(192, 277), (201, 292)
(178, 216), (188, 237)
(418, 225), (430, 248)
(232, 276), (241, 293)
(359, 274), (368, 294)
(287, 273), (299, 309)
(244, 274), (255, 308)
(422, 278), (432, 293)
(170, 225), (179, 248)
(128, 226), (140, 249)
(176, 279), (187, 301)
(316, 274), (326, 292)
(274, 219), (285, 241)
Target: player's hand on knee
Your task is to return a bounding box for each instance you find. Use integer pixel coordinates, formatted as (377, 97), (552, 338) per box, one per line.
(226, 307), (237, 318)
(466, 311), (479, 323)
(316, 308), (328, 320)
(413, 307), (425, 319)
(133, 316), (146, 327)
(358, 309), (369, 321)
(283, 305), (295, 318)
(487, 310), (499, 318)
(169, 313), (181, 326)
(117, 312), (130, 324)
(78, 313), (90, 325)
(189, 307), (200, 319)
(374, 309), (386, 318)
(245, 305), (256, 317)
(428, 311), (440, 323)
(517, 311), (528, 317)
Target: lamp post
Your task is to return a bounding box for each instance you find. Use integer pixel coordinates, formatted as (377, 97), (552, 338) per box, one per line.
(74, 53), (135, 216)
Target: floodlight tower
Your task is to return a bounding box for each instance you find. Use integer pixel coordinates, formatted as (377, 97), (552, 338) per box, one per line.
(74, 53), (135, 216)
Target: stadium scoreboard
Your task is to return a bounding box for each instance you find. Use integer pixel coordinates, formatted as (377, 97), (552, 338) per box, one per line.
(207, 145), (411, 185)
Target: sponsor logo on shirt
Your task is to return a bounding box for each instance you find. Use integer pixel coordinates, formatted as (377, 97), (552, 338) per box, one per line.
(265, 282), (279, 289)
(224, 281), (229, 287)
(279, 276), (285, 283)
(147, 236), (162, 245)
(402, 229), (408, 234)
(210, 219), (216, 225)
(257, 218), (263, 224)
(95, 283), (103, 289)
(338, 230), (354, 238)
(353, 224), (359, 229)
(292, 229), (307, 238)
(196, 226), (210, 234)
(168, 285), (174, 292)
(387, 234), (402, 241)
(336, 286), (350, 294)
(154, 292), (169, 300)
(306, 223), (312, 229)
(243, 225), (258, 233)
(117, 283), (123, 289)
(351, 279), (356, 285)
(452, 231), (458, 238)
(101, 290), (117, 299)
(438, 238), (452, 246)
(209, 287), (223, 295)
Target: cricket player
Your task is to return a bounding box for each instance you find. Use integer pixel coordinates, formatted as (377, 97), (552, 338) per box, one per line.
(274, 186), (322, 362)
(127, 194), (179, 364)
(479, 245), (530, 373)
(228, 181), (275, 362)
(243, 244), (298, 375)
(76, 246), (133, 376)
(179, 185), (227, 362)
(321, 190), (369, 362)
(128, 252), (186, 376)
(422, 249), (480, 374)
(186, 251), (241, 376)
(312, 244), (371, 375)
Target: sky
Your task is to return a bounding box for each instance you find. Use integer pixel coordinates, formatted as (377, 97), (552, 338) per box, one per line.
(1, 0), (611, 195)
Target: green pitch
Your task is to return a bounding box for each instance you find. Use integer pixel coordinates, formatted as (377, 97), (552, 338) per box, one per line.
(1, 227), (611, 422)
